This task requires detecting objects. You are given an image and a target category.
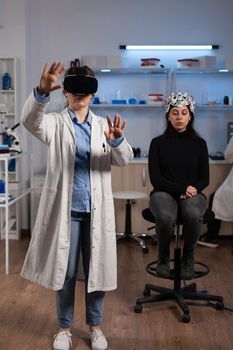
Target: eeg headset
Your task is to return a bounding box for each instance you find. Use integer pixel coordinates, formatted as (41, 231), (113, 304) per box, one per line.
(63, 75), (98, 95)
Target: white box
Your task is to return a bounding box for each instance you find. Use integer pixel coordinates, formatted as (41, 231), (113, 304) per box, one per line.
(225, 56), (233, 70)
(80, 55), (107, 69)
(194, 56), (216, 69)
(106, 55), (128, 68)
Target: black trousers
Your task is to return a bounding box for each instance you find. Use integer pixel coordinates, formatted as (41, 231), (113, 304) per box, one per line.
(206, 192), (221, 238)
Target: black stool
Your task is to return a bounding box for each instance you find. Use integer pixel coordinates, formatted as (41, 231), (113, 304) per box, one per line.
(134, 208), (224, 322)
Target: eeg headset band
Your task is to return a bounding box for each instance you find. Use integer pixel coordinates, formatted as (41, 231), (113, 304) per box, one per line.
(63, 75), (98, 95)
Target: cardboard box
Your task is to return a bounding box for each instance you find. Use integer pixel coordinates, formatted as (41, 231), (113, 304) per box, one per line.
(80, 55), (107, 69)
(225, 56), (233, 70)
(193, 56), (216, 69)
(106, 55), (128, 68)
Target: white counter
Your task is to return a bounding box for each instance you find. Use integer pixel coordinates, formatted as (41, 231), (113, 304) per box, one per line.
(130, 157), (230, 165)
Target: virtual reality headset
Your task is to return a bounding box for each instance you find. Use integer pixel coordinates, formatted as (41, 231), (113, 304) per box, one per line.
(63, 75), (98, 95)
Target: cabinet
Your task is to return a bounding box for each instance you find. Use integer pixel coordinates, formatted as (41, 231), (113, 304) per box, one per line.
(0, 153), (31, 274)
(92, 67), (171, 107)
(171, 68), (233, 108)
(91, 67), (233, 110)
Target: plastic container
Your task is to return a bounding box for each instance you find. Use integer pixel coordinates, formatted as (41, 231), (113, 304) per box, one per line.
(2, 73), (11, 90)
(147, 93), (164, 104)
(140, 58), (160, 67)
(111, 99), (127, 104)
(177, 59), (199, 68)
(0, 179), (5, 193)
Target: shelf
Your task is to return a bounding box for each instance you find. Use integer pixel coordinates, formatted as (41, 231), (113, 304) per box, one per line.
(0, 153), (23, 160)
(197, 104), (233, 110)
(0, 89), (15, 93)
(173, 68), (233, 74)
(91, 103), (233, 110)
(94, 67), (169, 75)
(94, 67), (233, 76)
(91, 103), (163, 108)
(0, 187), (31, 207)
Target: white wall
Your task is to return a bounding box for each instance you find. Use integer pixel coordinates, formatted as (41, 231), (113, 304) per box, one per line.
(1, 0), (233, 228)
(0, 0), (6, 28)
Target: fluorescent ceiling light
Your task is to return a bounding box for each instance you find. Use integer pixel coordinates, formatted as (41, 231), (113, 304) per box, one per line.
(219, 69), (229, 72)
(101, 69), (111, 72)
(119, 45), (219, 50)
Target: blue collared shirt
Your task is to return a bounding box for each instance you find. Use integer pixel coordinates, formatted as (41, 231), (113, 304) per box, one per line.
(68, 107), (92, 212)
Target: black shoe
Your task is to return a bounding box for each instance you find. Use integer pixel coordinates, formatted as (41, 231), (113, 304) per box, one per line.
(180, 252), (195, 280)
(197, 233), (219, 248)
(157, 261), (171, 278)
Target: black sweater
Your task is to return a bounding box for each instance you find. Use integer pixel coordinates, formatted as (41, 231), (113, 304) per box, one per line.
(148, 130), (209, 197)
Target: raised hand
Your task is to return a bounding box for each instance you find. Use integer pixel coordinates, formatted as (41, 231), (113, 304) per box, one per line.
(104, 114), (126, 140)
(38, 61), (65, 95)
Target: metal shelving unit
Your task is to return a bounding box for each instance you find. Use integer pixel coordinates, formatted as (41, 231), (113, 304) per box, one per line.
(0, 153), (31, 274)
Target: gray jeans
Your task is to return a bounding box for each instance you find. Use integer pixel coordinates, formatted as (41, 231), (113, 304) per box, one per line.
(150, 192), (207, 254)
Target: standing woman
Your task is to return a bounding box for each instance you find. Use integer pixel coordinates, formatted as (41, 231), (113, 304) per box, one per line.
(149, 92), (209, 280)
(21, 60), (133, 350)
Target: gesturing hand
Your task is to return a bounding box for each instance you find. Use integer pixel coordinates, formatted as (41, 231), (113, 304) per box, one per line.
(38, 61), (65, 95)
(104, 114), (126, 140)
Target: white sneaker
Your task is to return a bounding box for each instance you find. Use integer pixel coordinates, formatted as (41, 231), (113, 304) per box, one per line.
(90, 329), (108, 350)
(53, 331), (72, 350)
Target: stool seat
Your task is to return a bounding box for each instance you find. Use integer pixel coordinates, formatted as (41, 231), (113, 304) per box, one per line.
(113, 191), (148, 200)
(113, 191), (152, 253)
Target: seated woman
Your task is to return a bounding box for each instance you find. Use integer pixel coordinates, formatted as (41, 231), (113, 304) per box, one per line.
(148, 92), (209, 280)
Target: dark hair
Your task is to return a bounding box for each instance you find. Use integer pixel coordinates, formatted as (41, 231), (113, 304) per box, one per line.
(64, 58), (95, 78)
(163, 105), (199, 138)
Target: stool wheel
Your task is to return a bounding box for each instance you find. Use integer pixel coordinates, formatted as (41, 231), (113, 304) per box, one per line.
(216, 301), (224, 310)
(143, 247), (149, 254)
(134, 304), (143, 313)
(182, 313), (191, 323)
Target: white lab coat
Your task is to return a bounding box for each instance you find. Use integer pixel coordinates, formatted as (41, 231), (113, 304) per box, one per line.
(20, 92), (133, 292)
(212, 136), (233, 221)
